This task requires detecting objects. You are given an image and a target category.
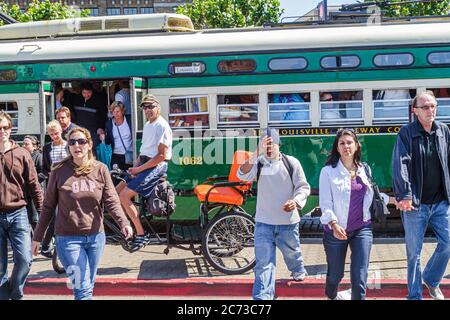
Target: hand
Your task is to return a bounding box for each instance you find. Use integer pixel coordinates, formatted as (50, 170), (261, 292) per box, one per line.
(121, 225), (133, 240)
(257, 136), (273, 157)
(396, 199), (414, 212)
(31, 241), (40, 257)
(332, 223), (347, 240)
(283, 199), (297, 212)
(127, 166), (141, 177)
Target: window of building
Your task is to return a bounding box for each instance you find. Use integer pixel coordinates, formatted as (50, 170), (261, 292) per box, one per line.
(217, 94), (259, 125)
(217, 59), (256, 73)
(88, 8), (99, 16)
(320, 55), (360, 69)
(0, 70), (17, 81)
(428, 52), (450, 65)
(124, 7), (138, 15)
(107, 8), (121, 15)
(428, 88), (450, 122)
(169, 95), (209, 129)
(268, 57), (307, 71)
(372, 89), (414, 123)
(0, 101), (18, 131)
(373, 53), (414, 67)
(320, 91), (363, 124)
(268, 93), (311, 125)
(140, 7), (154, 14)
(168, 62), (206, 75)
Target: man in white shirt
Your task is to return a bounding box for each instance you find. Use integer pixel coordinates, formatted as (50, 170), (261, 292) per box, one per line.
(116, 94), (172, 251)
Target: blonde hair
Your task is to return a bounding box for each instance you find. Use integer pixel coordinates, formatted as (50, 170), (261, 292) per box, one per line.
(47, 120), (62, 133)
(109, 101), (126, 114)
(53, 127), (97, 176)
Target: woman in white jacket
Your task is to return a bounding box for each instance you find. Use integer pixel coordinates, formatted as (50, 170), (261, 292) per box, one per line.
(319, 128), (374, 300)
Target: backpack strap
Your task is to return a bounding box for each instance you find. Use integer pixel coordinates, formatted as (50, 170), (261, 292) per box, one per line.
(256, 153), (294, 187)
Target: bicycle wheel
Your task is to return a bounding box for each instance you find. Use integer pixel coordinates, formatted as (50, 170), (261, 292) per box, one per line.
(202, 210), (255, 275)
(52, 247), (65, 274)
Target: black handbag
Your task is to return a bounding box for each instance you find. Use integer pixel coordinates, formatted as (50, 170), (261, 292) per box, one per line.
(362, 163), (390, 222)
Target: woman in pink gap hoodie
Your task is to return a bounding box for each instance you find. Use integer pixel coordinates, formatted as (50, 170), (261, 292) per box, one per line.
(32, 127), (133, 300)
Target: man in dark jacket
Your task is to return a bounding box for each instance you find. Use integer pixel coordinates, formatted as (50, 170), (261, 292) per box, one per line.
(0, 111), (43, 300)
(392, 91), (450, 300)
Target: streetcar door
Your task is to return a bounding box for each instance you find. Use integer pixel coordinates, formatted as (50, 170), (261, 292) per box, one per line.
(39, 81), (54, 146)
(130, 77), (147, 159)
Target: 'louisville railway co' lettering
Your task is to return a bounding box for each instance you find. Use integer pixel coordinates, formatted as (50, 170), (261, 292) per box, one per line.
(278, 126), (401, 136)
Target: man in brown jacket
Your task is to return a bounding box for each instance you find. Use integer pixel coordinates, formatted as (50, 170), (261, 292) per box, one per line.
(0, 111), (43, 300)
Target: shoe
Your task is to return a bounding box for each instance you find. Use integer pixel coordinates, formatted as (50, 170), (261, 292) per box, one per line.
(129, 234), (149, 252)
(292, 271), (307, 282)
(424, 282), (445, 300)
(40, 247), (53, 259)
(328, 289), (352, 300)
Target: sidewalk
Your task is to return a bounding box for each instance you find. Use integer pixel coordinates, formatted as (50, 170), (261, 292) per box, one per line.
(17, 238), (450, 299)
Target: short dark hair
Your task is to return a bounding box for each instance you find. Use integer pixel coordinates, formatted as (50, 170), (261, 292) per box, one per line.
(81, 82), (93, 92)
(325, 128), (362, 168)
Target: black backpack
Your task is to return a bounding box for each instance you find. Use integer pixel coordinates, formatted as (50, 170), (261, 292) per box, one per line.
(256, 153), (294, 187)
(146, 180), (176, 217)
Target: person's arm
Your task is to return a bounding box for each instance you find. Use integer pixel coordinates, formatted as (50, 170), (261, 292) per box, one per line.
(42, 145), (51, 179)
(319, 167), (339, 226)
(24, 152), (43, 214)
(392, 129), (413, 203)
(291, 159), (311, 209)
(32, 170), (58, 243)
(238, 136), (269, 180)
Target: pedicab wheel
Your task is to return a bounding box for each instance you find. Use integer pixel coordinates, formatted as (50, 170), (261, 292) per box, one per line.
(52, 248), (65, 274)
(202, 210), (255, 275)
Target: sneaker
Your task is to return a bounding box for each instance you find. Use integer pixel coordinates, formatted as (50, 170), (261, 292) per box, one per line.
(40, 247), (53, 259)
(328, 289), (352, 300)
(130, 234), (149, 252)
(424, 282), (445, 300)
(292, 271), (307, 282)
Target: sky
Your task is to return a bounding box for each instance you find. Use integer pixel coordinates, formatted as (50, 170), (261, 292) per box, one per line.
(279, 0), (360, 20)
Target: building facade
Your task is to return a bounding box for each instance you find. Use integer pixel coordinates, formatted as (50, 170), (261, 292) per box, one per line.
(3, 0), (192, 16)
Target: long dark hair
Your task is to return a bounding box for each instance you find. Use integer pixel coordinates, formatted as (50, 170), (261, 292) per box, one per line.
(325, 129), (362, 168)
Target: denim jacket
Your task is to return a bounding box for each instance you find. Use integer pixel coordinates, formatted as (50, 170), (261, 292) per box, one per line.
(392, 119), (450, 207)
(319, 160), (374, 229)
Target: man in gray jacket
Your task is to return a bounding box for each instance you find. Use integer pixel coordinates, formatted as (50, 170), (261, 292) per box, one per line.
(238, 128), (310, 300)
(392, 91), (450, 300)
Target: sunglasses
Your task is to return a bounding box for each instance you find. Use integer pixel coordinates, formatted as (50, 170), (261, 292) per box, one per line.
(68, 138), (88, 146)
(414, 104), (437, 111)
(0, 125), (11, 131)
(141, 104), (158, 110)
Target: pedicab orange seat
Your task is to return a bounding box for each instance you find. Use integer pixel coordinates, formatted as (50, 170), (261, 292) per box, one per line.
(194, 150), (253, 206)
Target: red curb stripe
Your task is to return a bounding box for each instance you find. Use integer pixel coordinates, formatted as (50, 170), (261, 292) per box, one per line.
(24, 278), (450, 298)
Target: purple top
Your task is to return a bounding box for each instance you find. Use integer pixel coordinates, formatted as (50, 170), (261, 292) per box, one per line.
(346, 175), (371, 232)
(325, 175), (371, 233)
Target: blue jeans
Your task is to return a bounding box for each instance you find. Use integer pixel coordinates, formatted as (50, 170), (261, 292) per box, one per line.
(55, 232), (106, 300)
(323, 227), (373, 300)
(401, 200), (450, 300)
(0, 207), (32, 300)
(252, 222), (306, 300)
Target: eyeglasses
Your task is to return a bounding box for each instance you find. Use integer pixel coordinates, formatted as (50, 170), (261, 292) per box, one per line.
(337, 128), (355, 134)
(0, 125), (11, 131)
(414, 104), (437, 111)
(68, 138), (88, 146)
(141, 104), (158, 110)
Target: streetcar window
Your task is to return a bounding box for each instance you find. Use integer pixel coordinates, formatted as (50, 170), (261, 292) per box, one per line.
(0, 70), (16, 81)
(428, 52), (450, 65)
(218, 59), (256, 73)
(373, 53), (414, 67)
(429, 88), (450, 122)
(372, 89), (414, 123)
(320, 91), (363, 124)
(217, 94), (259, 125)
(268, 93), (311, 125)
(320, 55), (360, 69)
(0, 101), (18, 131)
(169, 62), (206, 75)
(169, 95), (209, 129)
(268, 57), (307, 71)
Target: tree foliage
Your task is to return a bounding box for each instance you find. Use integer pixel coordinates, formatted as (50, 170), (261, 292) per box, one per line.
(176, 0), (284, 29)
(365, 0), (450, 17)
(0, 0), (89, 26)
